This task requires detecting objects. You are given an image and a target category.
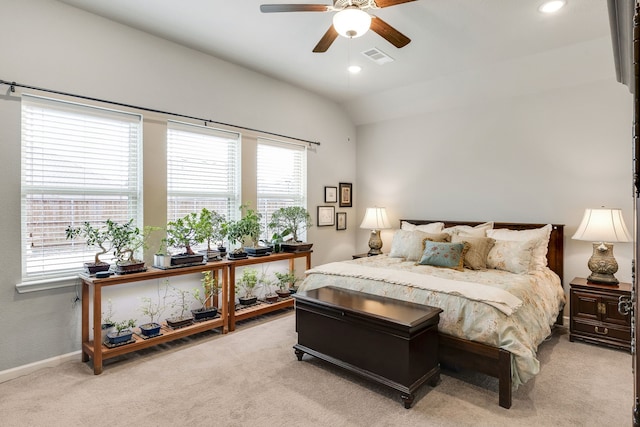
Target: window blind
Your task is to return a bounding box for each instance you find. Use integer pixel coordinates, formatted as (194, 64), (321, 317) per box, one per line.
(257, 138), (307, 241)
(166, 121), (240, 241)
(21, 95), (142, 279)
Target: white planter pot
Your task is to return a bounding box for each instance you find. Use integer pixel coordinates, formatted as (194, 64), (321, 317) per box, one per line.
(153, 254), (172, 268)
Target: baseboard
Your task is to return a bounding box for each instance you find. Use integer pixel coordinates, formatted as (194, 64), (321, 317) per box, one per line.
(0, 351), (81, 384)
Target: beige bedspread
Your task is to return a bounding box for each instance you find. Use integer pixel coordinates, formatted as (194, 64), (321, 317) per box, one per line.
(298, 255), (566, 388)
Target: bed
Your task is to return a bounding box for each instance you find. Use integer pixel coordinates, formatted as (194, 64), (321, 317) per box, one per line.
(297, 219), (566, 409)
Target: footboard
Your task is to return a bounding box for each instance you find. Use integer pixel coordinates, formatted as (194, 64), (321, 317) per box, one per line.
(438, 334), (512, 409)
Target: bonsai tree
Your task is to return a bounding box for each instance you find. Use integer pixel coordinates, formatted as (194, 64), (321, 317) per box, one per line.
(193, 270), (219, 310)
(268, 206), (312, 243)
(65, 221), (111, 270)
(166, 212), (203, 255)
(259, 271), (278, 300)
(194, 208), (227, 253)
(139, 283), (169, 325)
(112, 318), (136, 337)
(226, 204), (262, 249)
(106, 219), (146, 266)
(236, 267), (258, 298)
(167, 285), (193, 324)
(275, 270), (300, 291)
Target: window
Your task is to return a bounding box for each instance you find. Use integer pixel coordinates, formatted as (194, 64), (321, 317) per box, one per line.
(21, 95), (142, 279)
(166, 121), (240, 243)
(257, 138), (307, 240)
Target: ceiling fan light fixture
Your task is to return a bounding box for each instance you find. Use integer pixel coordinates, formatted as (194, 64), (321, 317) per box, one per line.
(333, 7), (371, 38)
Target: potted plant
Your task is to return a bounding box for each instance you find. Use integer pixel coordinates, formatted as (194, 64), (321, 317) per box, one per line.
(191, 270), (219, 321)
(153, 237), (172, 268)
(166, 212), (205, 266)
(260, 271), (279, 303)
(226, 204), (265, 259)
(100, 299), (116, 343)
(106, 318), (137, 345)
(166, 284), (194, 328)
(236, 267), (258, 305)
(138, 282), (168, 337)
(107, 219), (147, 274)
(65, 221), (111, 274)
(275, 270), (300, 297)
(194, 208), (227, 262)
(268, 206), (313, 253)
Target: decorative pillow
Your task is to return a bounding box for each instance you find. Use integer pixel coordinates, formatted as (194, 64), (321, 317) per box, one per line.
(417, 241), (468, 271)
(443, 222), (494, 238)
(451, 234), (496, 270)
(401, 221), (445, 233)
(487, 224), (552, 271)
(486, 239), (536, 274)
(389, 230), (450, 261)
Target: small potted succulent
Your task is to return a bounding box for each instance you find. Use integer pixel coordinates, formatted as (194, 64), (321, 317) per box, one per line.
(268, 206), (313, 253)
(236, 267), (258, 305)
(106, 318), (137, 345)
(65, 221), (111, 274)
(191, 270), (219, 321)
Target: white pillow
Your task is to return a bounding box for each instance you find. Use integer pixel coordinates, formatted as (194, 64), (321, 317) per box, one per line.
(401, 221), (445, 233)
(486, 239), (536, 274)
(389, 230), (449, 261)
(487, 224), (552, 271)
(443, 221), (494, 238)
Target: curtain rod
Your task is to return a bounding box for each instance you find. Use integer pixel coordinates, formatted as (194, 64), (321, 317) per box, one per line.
(0, 79), (321, 147)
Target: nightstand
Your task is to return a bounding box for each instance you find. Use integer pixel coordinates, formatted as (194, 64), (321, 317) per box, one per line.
(569, 277), (631, 352)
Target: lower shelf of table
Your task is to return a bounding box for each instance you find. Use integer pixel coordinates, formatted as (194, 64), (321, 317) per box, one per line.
(82, 316), (226, 360)
(230, 298), (294, 328)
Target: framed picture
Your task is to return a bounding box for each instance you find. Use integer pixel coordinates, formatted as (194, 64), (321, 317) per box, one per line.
(317, 206), (335, 227)
(336, 212), (347, 230)
(324, 186), (337, 203)
(339, 182), (352, 207)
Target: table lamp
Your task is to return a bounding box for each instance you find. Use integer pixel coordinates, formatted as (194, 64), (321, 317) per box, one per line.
(360, 207), (391, 256)
(572, 207), (631, 285)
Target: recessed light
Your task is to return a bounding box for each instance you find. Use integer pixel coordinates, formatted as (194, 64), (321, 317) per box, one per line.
(538, 0), (566, 14)
(348, 65), (362, 74)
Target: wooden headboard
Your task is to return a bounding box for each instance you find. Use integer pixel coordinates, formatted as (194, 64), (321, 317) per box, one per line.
(400, 220), (565, 283)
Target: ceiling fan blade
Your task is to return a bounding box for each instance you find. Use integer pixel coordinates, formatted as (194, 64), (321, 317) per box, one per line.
(374, 0), (417, 7)
(313, 25), (339, 53)
(260, 4), (331, 13)
(370, 16), (411, 48)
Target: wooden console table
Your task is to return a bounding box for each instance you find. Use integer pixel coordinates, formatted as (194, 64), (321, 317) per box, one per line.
(80, 260), (229, 374)
(227, 250), (311, 331)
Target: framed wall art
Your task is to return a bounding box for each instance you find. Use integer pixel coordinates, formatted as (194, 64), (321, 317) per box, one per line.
(336, 212), (347, 230)
(324, 186), (337, 203)
(317, 206), (335, 227)
(339, 182), (352, 207)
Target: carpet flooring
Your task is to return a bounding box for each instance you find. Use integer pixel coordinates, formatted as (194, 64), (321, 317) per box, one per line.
(0, 311), (632, 426)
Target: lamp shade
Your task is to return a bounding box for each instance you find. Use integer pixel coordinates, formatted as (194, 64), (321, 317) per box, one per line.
(333, 7), (371, 38)
(572, 208), (631, 243)
(360, 207), (391, 230)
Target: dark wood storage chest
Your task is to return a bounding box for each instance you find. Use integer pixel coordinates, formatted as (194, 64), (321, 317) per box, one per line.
(293, 286), (442, 408)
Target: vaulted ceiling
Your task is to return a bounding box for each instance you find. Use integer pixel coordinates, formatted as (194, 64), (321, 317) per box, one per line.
(56, 0), (614, 124)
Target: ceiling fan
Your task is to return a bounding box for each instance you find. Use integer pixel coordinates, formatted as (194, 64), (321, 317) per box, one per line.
(260, 0), (416, 53)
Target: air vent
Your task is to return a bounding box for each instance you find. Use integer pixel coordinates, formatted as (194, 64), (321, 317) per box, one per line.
(361, 48), (394, 65)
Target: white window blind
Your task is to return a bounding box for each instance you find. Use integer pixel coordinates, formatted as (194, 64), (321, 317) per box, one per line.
(167, 121), (240, 237)
(257, 138), (307, 241)
(21, 95), (142, 279)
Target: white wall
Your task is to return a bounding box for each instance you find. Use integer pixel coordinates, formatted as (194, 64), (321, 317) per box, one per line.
(0, 0), (357, 372)
(356, 78), (633, 306)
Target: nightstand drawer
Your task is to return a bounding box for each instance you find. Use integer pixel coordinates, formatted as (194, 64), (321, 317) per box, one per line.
(571, 318), (630, 342)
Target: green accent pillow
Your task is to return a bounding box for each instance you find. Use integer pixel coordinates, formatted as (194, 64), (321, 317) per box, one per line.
(417, 241), (468, 271)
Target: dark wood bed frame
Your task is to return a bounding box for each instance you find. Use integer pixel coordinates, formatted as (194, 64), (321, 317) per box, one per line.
(401, 220), (565, 409)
